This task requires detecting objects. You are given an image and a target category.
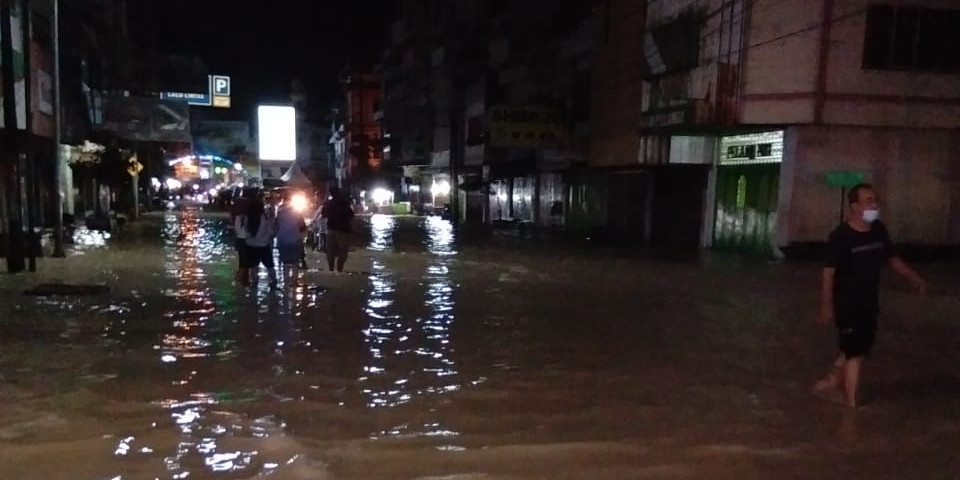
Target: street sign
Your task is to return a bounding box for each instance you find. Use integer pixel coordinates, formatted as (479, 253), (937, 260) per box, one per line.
(213, 76), (231, 96)
(825, 171), (865, 188)
(159, 75), (231, 108)
(212, 75), (231, 109)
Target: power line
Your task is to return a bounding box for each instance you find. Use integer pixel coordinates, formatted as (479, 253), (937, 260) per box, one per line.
(642, 1), (871, 70)
(703, 4), (871, 63)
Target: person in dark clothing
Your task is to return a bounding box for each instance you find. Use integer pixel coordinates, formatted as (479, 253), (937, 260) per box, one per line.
(230, 190), (254, 285)
(242, 194), (278, 289)
(814, 183), (925, 408)
(321, 186), (354, 272)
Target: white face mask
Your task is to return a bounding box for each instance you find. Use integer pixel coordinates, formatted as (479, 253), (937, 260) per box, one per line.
(862, 209), (880, 223)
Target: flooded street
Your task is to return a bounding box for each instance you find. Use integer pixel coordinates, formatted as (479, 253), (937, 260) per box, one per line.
(2, 209), (959, 480)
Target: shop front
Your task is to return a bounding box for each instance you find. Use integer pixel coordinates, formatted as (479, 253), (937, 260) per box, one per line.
(713, 130), (783, 255)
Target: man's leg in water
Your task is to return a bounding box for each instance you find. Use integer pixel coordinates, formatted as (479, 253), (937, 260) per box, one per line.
(843, 356), (864, 407)
(325, 242), (336, 271)
(815, 355), (846, 393)
(335, 233), (348, 272)
(287, 263), (300, 287)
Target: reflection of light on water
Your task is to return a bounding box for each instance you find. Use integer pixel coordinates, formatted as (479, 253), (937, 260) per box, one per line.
(72, 226), (111, 247)
(360, 218), (463, 439)
(97, 209), (304, 479)
(424, 215), (456, 256)
(368, 214), (396, 251)
(360, 255), (460, 408)
(160, 211), (216, 361)
(143, 393), (283, 477)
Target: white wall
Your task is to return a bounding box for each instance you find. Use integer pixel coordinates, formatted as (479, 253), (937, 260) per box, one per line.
(777, 125), (960, 245)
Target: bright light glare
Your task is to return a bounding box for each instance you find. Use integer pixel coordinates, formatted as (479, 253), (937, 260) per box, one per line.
(371, 188), (393, 206)
(234, 163), (244, 171)
(208, 188), (219, 197)
(289, 193), (309, 213)
(165, 178), (182, 190)
(258, 106), (297, 161)
(432, 181), (451, 196)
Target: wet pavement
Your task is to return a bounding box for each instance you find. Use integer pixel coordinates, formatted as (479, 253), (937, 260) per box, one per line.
(1, 208), (959, 480)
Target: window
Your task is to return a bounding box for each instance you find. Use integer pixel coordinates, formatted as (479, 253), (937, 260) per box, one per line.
(31, 12), (51, 49)
(645, 11), (702, 77)
(863, 5), (960, 73)
(647, 73), (690, 111)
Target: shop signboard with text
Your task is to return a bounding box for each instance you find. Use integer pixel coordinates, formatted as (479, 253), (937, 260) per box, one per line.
(488, 106), (569, 149)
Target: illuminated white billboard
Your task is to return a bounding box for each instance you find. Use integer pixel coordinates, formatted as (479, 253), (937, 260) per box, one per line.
(258, 106), (297, 161)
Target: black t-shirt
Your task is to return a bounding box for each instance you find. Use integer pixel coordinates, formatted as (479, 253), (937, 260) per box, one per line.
(322, 198), (355, 233)
(825, 221), (894, 316)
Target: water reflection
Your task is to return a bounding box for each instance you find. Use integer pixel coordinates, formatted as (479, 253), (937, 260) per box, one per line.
(424, 215), (457, 256)
(113, 209), (297, 479)
(158, 210), (218, 362)
(361, 215), (463, 438)
(368, 214), (396, 251)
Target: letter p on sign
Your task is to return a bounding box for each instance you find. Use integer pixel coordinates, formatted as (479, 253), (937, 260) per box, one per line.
(213, 76), (231, 96)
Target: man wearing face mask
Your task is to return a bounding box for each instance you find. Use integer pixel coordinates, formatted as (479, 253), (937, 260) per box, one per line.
(814, 183), (925, 408)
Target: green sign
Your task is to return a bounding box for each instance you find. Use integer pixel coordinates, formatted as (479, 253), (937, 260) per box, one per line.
(825, 171), (865, 188)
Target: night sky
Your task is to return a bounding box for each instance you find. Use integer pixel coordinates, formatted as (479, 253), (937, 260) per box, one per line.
(130, 0), (398, 121)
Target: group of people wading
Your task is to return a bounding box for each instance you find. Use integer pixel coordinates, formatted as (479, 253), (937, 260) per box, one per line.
(229, 186), (355, 289)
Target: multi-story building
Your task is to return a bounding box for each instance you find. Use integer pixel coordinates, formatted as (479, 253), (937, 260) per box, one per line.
(632, 0), (960, 255)
(379, 0), (595, 225)
(1, 0), (126, 263)
(378, 0), (482, 216)
(338, 68), (383, 192)
(480, 1), (595, 228)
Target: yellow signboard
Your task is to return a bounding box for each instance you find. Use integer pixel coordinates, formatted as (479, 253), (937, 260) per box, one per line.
(213, 96), (231, 108)
(488, 106), (568, 148)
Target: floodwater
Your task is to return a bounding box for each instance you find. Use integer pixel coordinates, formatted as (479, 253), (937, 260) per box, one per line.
(1, 209), (959, 480)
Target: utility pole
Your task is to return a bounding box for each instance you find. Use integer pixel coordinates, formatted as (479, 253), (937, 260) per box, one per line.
(51, 0), (65, 257)
(1, 1), (25, 273)
(21, 0), (36, 272)
(448, 76), (464, 228)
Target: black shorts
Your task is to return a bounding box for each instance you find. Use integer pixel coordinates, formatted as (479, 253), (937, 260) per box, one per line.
(234, 239), (250, 266)
(835, 311), (878, 359)
(837, 327), (876, 359)
(242, 245), (275, 269)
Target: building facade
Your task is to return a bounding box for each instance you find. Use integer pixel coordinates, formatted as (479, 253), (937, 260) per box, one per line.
(379, 0), (595, 225)
(337, 68), (383, 192)
(632, 0), (960, 255)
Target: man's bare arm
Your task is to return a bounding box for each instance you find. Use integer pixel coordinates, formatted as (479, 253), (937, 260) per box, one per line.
(889, 256), (925, 292)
